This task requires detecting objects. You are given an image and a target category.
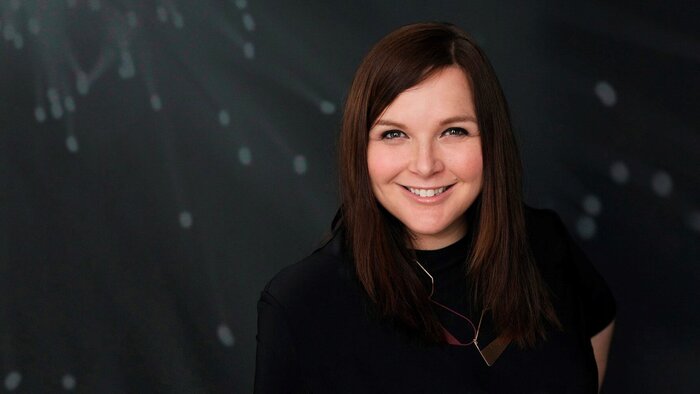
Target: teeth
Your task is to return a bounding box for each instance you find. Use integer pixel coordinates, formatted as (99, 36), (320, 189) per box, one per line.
(408, 187), (446, 197)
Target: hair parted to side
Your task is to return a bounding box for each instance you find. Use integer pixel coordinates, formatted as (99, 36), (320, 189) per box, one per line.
(338, 22), (559, 347)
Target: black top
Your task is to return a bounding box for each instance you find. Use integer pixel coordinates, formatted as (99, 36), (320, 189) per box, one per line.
(254, 208), (616, 393)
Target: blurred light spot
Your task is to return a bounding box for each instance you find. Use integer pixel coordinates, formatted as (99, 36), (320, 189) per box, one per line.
(150, 94), (162, 111)
(173, 13), (184, 29)
(13, 33), (23, 49)
(687, 211), (700, 233)
(235, 0), (248, 10)
(293, 155), (308, 175)
(218, 110), (231, 127)
(242, 13), (255, 31)
(319, 100), (336, 115)
(243, 42), (255, 59)
(126, 11), (138, 28)
(118, 51), (135, 79)
(47, 88), (59, 102)
(118, 65), (135, 79)
(88, 0), (101, 11)
(3, 24), (15, 41)
(51, 103), (64, 119)
(609, 160), (629, 184)
(4, 371), (21, 391)
(238, 146), (252, 165)
(35, 107), (47, 123)
(594, 81), (617, 107)
(67, 0), (77, 8)
(10, 0), (20, 10)
(76, 73), (90, 96)
(179, 211), (193, 229)
(157, 6), (168, 22)
(582, 194), (602, 216)
(28, 17), (41, 35)
(651, 170), (673, 197)
(576, 216), (597, 240)
(217, 324), (235, 347)
(66, 135), (79, 153)
(64, 96), (76, 112)
(61, 374), (76, 391)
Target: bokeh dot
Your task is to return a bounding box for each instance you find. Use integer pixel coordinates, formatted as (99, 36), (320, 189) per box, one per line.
(156, 6), (168, 22)
(594, 81), (617, 107)
(173, 13), (184, 29)
(218, 110), (231, 127)
(242, 13), (255, 31)
(88, 0), (101, 11)
(179, 211), (193, 229)
(293, 155), (308, 175)
(10, 0), (20, 10)
(4, 371), (21, 391)
(66, 135), (79, 153)
(319, 100), (336, 115)
(64, 96), (76, 112)
(28, 17), (40, 35)
(582, 194), (602, 216)
(687, 211), (700, 233)
(150, 94), (163, 111)
(217, 324), (236, 347)
(76, 73), (90, 96)
(35, 107), (47, 123)
(47, 88), (60, 102)
(243, 42), (255, 59)
(609, 160), (629, 184)
(126, 11), (138, 27)
(119, 64), (135, 79)
(13, 34), (23, 49)
(118, 52), (135, 79)
(51, 103), (64, 119)
(61, 374), (76, 391)
(576, 216), (597, 240)
(651, 171), (673, 197)
(238, 146), (252, 166)
(235, 0), (247, 10)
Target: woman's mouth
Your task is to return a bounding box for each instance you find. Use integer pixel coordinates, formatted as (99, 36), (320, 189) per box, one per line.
(402, 184), (454, 197)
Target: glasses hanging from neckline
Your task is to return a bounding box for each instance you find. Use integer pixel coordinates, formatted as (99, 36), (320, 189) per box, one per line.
(414, 260), (511, 366)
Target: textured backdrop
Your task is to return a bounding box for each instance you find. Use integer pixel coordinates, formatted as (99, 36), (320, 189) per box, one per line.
(0, 0), (698, 392)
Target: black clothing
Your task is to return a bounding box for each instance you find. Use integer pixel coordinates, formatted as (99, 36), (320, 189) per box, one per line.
(254, 208), (616, 393)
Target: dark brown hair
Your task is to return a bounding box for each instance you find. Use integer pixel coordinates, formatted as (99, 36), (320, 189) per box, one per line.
(338, 22), (559, 347)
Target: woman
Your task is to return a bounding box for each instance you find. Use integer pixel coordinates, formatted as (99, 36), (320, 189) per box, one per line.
(255, 22), (615, 393)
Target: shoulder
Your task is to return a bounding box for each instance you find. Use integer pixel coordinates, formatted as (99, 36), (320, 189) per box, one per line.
(521, 206), (582, 294)
(523, 205), (570, 259)
(261, 231), (357, 310)
(523, 206), (617, 333)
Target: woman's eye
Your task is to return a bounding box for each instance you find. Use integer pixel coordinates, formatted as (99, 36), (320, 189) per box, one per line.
(442, 127), (469, 137)
(381, 130), (406, 139)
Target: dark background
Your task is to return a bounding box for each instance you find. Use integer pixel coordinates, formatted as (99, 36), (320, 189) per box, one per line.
(1, 0), (698, 392)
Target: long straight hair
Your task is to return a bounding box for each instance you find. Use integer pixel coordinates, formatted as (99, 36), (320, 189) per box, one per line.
(338, 22), (559, 347)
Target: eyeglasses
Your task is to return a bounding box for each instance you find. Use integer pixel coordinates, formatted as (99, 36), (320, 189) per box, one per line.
(414, 260), (511, 366)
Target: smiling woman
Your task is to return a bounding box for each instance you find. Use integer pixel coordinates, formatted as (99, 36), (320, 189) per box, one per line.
(367, 66), (483, 250)
(255, 22), (616, 393)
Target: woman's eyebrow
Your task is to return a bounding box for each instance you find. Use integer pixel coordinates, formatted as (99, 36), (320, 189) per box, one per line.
(374, 115), (477, 128)
(439, 115), (477, 125)
(374, 119), (407, 128)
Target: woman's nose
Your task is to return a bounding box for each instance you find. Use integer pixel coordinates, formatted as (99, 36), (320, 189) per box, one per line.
(409, 142), (443, 177)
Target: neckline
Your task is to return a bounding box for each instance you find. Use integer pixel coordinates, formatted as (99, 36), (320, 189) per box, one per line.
(414, 234), (471, 273)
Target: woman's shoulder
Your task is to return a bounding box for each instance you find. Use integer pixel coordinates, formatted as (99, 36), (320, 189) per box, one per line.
(522, 205), (579, 280)
(523, 206), (570, 251)
(261, 231), (357, 310)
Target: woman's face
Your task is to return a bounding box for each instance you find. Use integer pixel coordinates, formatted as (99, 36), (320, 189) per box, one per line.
(367, 66), (483, 250)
